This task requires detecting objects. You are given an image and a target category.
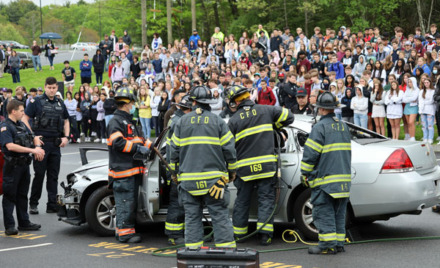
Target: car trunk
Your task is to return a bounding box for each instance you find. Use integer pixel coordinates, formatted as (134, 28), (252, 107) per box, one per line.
(386, 141), (437, 175)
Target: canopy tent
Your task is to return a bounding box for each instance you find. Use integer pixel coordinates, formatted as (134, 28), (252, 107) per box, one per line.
(39, 32), (62, 39)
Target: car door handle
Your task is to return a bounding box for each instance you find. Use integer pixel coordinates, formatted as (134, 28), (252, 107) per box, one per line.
(281, 160), (296, 167)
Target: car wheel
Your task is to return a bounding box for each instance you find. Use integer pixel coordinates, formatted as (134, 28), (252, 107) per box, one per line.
(85, 186), (116, 236)
(293, 188), (318, 241)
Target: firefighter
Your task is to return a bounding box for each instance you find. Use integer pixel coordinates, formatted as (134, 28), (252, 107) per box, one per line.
(300, 91), (351, 254)
(107, 86), (152, 243)
(227, 85), (294, 246)
(169, 85), (237, 249)
(164, 94), (192, 245)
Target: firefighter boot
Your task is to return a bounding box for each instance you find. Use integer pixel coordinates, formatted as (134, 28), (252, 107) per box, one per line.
(308, 246), (337, 255)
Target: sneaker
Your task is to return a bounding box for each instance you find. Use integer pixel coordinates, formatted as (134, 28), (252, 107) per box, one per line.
(119, 233), (142, 243)
(423, 139), (428, 142)
(77, 139), (81, 144)
(260, 233), (272, 246)
(91, 132), (97, 137)
(29, 206), (39, 215)
(5, 227), (18, 236)
(94, 138), (101, 143)
(18, 223), (41, 231)
(167, 237), (185, 245)
(308, 246), (337, 255)
(437, 137), (440, 141)
(80, 132), (85, 137)
(102, 139), (107, 144)
(428, 139), (433, 144)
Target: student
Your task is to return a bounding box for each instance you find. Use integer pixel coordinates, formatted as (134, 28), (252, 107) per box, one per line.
(385, 81), (404, 140)
(402, 77), (420, 141)
(138, 86), (152, 139)
(351, 85), (368, 128)
(80, 92), (92, 142)
(370, 79), (386, 136)
(419, 79), (436, 143)
(97, 93), (106, 143)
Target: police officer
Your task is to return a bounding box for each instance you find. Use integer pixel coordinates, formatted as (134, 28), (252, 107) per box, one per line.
(1, 99), (45, 235)
(227, 85), (294, 246)
(164, 94), (192, 245)
(169, 85), (237, 249)
(22, 77), (70, 214)
(107, 86), (152, 243)
(300, 91), (351, 254)
(292, 88), (314, 115)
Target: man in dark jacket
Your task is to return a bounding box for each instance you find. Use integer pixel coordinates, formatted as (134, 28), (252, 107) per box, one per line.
(107, 87), (152, 243)
(281, 72), (298, 109)
(292, 88), (313, 115)
(92, 49), (105, 85)
(270, 29), (282, 52)
(99, 34), (113, 61)
(122, 30), (132, 46)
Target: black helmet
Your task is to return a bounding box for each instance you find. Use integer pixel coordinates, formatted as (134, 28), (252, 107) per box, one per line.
(227, 85), (249, 101)
(178, 94), (192, 109)
(189, 85), (216, 104)
(315, 91), (340, 109)
(114, 86), (138, 103)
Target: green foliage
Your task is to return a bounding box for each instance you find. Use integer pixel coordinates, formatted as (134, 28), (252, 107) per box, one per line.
(0, 22), (26, 44)
(0, 0), (438, 47)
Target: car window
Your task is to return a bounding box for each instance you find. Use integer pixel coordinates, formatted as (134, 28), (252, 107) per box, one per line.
(346, 122), (387, 144)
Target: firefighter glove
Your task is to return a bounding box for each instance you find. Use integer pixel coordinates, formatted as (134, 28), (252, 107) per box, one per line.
(208, 176), (228, 199)
(136, 145), (150, 156)
(301, 175), (309, 187)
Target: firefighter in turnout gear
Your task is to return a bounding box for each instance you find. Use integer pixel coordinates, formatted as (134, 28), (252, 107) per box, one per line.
(169, 85), (237, 249)
(300, 91), (352, 254)
(227, 85), (294, 246)
(164, 94), (192, 245)
(107, 86), (152, 243)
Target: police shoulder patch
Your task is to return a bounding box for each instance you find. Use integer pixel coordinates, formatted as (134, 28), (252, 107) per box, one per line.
(1, 126), (7, 132)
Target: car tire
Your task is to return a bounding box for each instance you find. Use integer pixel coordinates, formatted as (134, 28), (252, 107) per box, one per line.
(85, 186), (116, 236)
(293, 188), (318, 241)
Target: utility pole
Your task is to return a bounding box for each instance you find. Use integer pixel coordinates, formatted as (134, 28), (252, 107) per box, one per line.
(167, 0), (172, 45)
(141, 0), (147, 47)
(191, 0), (196, 31)
(40, 0), (43, 34)
(99, 0), (102, 40)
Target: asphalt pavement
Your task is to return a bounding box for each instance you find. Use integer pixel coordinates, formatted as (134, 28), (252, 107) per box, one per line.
(1, 143), (440, 268)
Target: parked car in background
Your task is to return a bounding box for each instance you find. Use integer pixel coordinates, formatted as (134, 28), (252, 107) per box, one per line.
(1, 40), (29, 49)
(71, 42), (97, 50)
(17, 52), (33, 69)
(57, 116), (440, 240)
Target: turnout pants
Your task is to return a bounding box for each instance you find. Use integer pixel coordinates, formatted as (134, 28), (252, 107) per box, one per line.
(165, 180), (185, 238)
(311, 189), (348, 249)
(30, 141), (61, 210)
(113, 175), (141, 242)
(232, 176), (275, 237)
(2, 163), (31, 228)
(179, 186), (235, 249)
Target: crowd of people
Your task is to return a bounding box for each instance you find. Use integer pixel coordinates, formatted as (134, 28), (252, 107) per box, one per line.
(2, 24), (440, 142)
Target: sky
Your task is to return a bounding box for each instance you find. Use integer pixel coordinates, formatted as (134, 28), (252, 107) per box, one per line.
(1, 0), (95, 6)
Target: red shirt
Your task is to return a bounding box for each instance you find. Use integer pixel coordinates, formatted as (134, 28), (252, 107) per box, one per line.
(258, 87), (276, 105)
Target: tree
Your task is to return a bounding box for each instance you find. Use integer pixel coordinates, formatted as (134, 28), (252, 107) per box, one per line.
(191, 0), (196, 31)
(167, 0), (172, 44)
(415, 0), (435, 34)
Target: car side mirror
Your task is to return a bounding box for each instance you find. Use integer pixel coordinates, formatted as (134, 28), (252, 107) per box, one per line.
(297, 132), (309, 147)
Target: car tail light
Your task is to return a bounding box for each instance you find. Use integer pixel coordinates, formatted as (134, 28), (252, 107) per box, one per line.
(380, 148), (414, 173)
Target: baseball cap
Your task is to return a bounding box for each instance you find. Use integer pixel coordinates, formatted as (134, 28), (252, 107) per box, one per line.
(296, 88), (307, 97)
(37, 87), (43, 91)
(278, 73), (285, 79)
(426, 34), (434, 39)
(405, 41), (412, 46)
(254, 73), (261, 77)
(193, 29), (198, 32)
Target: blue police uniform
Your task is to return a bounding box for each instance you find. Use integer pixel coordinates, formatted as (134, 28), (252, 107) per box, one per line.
(1, 118), (35, 229)
(25, 93), (69, 212)
(301, 113), (352, 252)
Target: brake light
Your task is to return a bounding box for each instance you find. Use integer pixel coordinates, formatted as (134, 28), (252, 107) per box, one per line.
(381, 148), (414, 173)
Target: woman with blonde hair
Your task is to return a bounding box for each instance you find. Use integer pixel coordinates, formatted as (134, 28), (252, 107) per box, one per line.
(370, 78), (386, 136)
(385, 81), (404, 140)
(402, 77), (420, 141)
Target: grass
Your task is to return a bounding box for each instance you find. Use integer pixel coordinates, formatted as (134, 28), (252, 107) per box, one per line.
(1, 60), (110, 93)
